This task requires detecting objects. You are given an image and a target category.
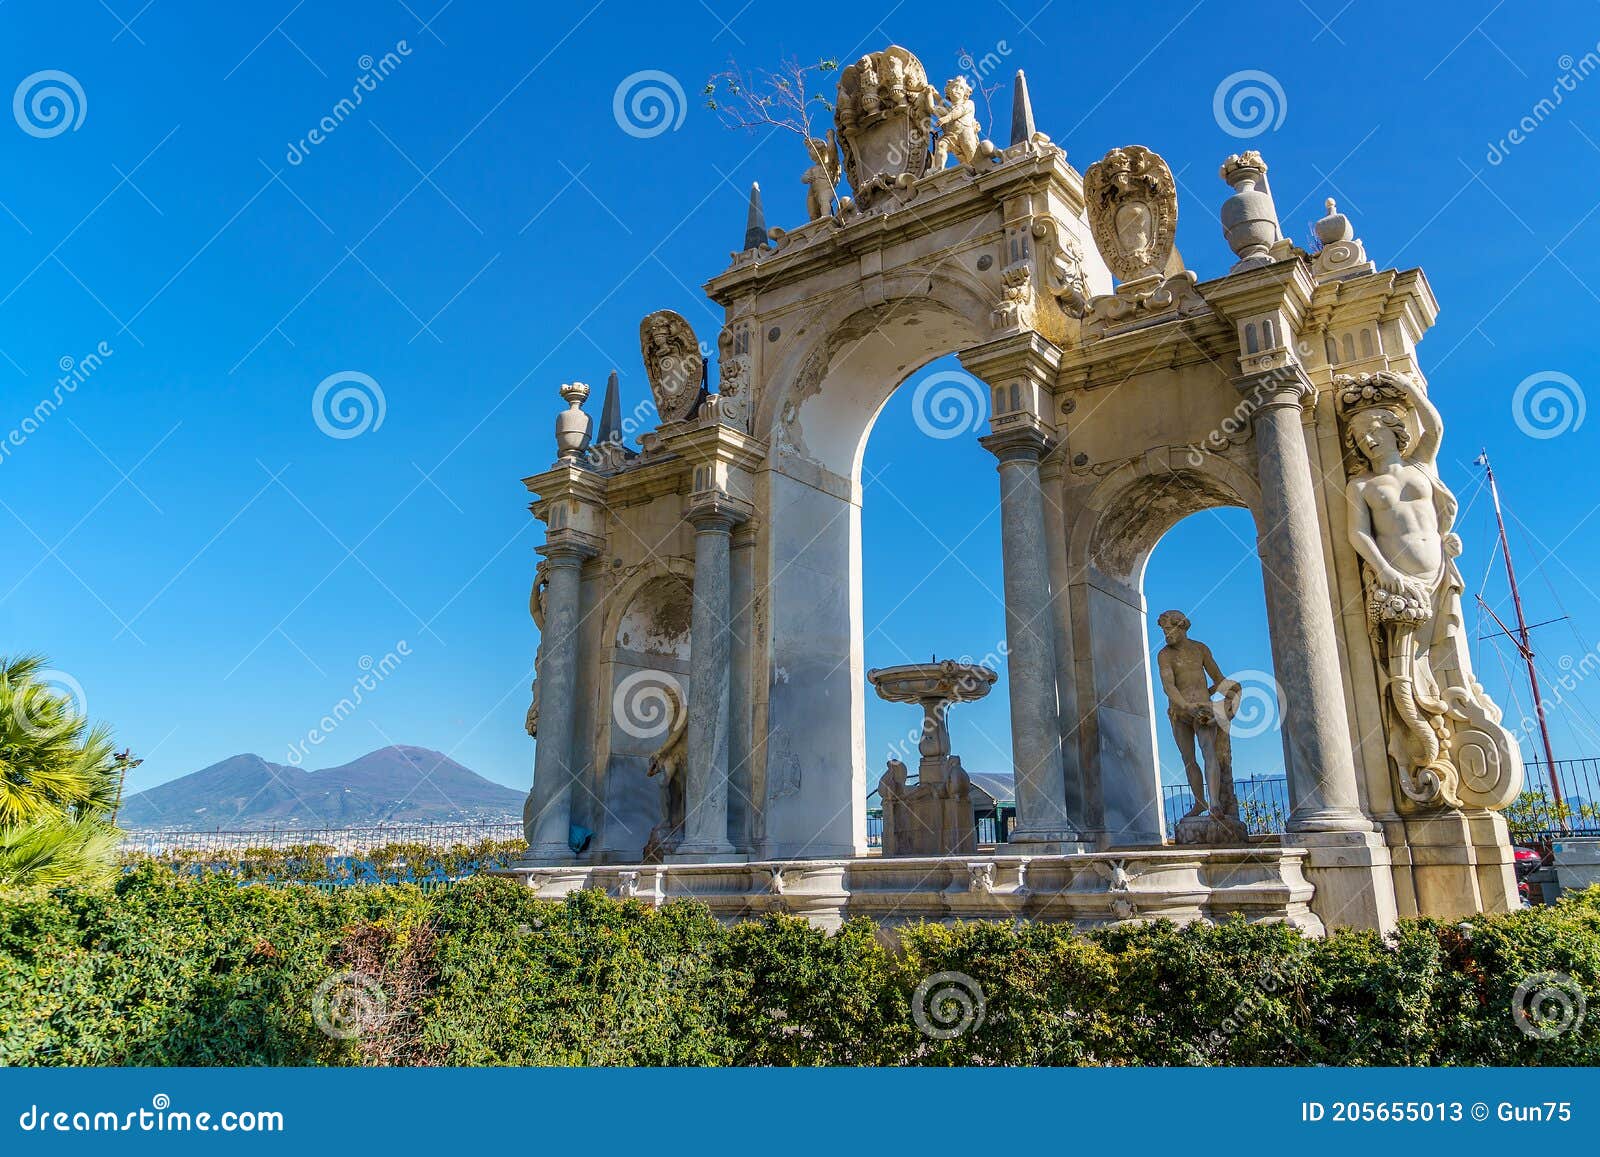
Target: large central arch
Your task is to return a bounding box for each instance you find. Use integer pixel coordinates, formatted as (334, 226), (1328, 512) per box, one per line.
(753, 288), (987, 859)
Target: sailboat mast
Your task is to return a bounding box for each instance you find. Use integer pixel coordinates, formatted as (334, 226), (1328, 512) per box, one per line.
(1480, 452), (1564, 813)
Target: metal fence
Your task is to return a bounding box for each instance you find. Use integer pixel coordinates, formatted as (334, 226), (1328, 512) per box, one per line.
(1162, 776), (1290, 839)
(120, 821), (524, 856)
(120, 821), (526, 889)
(865, 807), (1015, 849)
(1510, 759), (1600, 841)
(1153, 760), (1600, 843)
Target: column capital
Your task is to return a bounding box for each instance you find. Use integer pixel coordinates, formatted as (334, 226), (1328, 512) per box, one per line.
(979, 425), (1055, 463)
(537, 531), (603, 565)
(687, 489), (752, 531)
(1233, 363), (1314, 418)
(958, 329), (1063, 387)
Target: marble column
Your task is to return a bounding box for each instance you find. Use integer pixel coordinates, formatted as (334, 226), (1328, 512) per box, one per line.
(522, 540), (594, 861)
(979, 428), (1077, 849)
(727, 526), (755, 851)
(675, 506), (740, 857)
(1242, 370), (1368, 832)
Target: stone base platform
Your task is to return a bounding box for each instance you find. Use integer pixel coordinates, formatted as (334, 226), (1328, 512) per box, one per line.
(496, 844), (1325, 934)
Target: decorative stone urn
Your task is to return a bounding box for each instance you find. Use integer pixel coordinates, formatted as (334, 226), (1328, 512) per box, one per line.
(869, 659), (997, 856)
(1218, 151), (1281, 272)
(554, 381), (591, 459)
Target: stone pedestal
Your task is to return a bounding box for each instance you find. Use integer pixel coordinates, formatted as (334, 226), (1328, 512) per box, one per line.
(1176, 812), (1249, 846)
(500, 845), (1321, 933)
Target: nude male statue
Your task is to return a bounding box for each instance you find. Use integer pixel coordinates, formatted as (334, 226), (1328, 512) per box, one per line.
(1156, 609), (1241, 825)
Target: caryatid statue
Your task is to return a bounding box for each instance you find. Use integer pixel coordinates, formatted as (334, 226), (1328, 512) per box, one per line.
(1338, 371), (1521, 811)
(1156, 610), (1247, 844)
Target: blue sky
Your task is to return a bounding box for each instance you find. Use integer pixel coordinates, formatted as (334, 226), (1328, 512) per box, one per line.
(3, 1), (1599, 801)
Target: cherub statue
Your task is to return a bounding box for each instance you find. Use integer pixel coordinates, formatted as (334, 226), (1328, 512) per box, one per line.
(932, 76), (995, 169)
(802, 132), (839, 221)
(1156, 610), (1244, 842)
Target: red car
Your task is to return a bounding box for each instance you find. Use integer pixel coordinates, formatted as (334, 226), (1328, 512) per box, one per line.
(1514, 846), (1544, 904)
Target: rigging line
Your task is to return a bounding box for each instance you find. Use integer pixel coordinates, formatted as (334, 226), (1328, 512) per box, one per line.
(1476, 614), (1571, 644)
(1530, 647), (1600, 747)
(1475, 510), (1504, 599)
(1454, 467), (1489, 532)
(1475, 594), (1530, 660)
(1486, 635), (1531, 745)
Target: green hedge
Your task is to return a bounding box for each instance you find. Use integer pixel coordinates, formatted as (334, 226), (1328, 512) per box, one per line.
(3, 867), (1598, 1066)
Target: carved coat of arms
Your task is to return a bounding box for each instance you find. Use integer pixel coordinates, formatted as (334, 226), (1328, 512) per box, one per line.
(833, 46), (936, 209)
(1083, 145), (1178, 284)
(639, 310), (704, 424)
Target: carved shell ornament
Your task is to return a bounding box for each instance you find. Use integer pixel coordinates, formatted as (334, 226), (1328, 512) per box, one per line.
(1083, 145), (1178, 283)
(639, 309), (704, 423)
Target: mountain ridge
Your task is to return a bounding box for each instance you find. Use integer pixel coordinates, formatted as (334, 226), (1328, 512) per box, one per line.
(118, 745), (523, 831)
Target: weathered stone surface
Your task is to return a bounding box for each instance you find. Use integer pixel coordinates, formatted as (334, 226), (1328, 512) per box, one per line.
(514, 47), (1523, 931)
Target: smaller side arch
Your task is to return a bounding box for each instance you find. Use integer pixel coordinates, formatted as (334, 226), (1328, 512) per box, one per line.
(588, 559), (696, 863)
(1069, 448), (1263, 586)
(1060, 447), (1264, 849)
(599, 558), (695, 655)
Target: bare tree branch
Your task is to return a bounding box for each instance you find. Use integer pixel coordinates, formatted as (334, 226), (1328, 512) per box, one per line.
(704, 55), (839, 140)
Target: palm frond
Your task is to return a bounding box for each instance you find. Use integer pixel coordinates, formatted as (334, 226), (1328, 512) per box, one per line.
(0, 815), (122, 888)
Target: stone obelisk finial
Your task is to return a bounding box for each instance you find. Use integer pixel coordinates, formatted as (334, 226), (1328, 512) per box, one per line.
(1010, 70), (1036, 146)
(743, 182), (768, 250)
(597, 369), (623, 445)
